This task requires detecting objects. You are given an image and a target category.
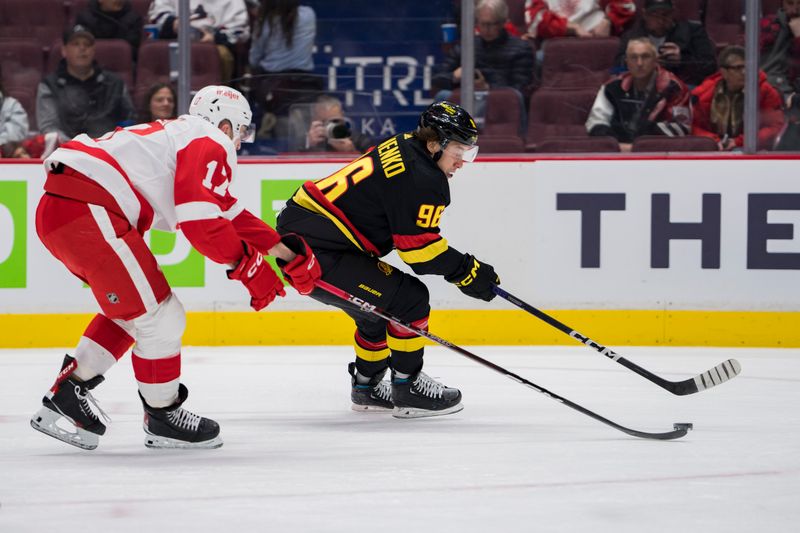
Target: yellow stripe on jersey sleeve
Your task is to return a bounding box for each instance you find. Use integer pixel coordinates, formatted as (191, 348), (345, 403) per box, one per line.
(293, 187), (366, 253)
(396, 238), (449, 264)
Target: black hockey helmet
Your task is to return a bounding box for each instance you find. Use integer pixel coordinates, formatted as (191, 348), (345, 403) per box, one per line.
(418, 101), (478, 148)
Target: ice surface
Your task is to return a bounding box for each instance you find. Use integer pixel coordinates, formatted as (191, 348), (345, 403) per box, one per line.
(1, 346), (798, 532)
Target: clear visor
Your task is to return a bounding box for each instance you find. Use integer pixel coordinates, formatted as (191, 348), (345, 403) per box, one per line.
(238, 123), (256, 143)
(443, 142), (479, 162)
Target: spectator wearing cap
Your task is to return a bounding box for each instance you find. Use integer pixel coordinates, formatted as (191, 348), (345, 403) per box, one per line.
(614, 0), (716, 87)
(36, 25), (135, 140)
(74, 0), (144, 61)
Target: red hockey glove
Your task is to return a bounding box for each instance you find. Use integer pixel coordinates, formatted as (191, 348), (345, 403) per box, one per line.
(445, 253), (500, 302)
(227, 243), (286, 311)
(275, 234), (322, 295)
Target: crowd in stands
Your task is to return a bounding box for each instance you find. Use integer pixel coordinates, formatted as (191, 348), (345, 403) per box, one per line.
(1, 0), (799, 156)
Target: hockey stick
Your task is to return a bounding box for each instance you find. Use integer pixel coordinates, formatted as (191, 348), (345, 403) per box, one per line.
(492, 286), (741, 396)
(315, 279), (691, 441)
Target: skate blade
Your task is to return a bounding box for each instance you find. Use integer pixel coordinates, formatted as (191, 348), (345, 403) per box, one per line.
(392, 403), (464, 419)
(144, 433), (223, 450)
(30, 407), (99, 450)
(351, 403), (394, 412)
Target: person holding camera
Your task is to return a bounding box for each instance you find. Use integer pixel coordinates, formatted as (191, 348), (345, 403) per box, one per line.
(303, 94), (373, 153)
(614, 0), (716, 87)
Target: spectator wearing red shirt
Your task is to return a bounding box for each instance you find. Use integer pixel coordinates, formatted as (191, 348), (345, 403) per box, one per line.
(692, 45), (785, 151)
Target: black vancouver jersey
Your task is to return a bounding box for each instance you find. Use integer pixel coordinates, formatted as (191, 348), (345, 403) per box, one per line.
(278, 132), (465, 277)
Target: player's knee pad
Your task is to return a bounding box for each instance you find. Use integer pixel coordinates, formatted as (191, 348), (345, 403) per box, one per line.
(131, 293), (186, 359)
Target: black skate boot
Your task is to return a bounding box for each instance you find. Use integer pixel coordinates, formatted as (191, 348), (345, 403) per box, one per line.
(349, 362), (393, 412)
(30, 355), (109, 450)
(391, 370), (463, 419)
(140, 383), (222, 449)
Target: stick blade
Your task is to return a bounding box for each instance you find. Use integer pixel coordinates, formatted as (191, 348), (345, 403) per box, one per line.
(690, 358), (742, 394)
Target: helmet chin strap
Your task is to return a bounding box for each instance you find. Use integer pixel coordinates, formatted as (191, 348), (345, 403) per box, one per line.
(431, 138), (449, 162)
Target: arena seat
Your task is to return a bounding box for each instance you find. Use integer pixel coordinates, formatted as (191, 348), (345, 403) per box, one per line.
(135, 40), (222, 107)
(535, 136), (620, 153)
(540, 37), (618, 89)
(449, 87), (526, 153)
(704, 0), (744, 48)
(0, 40), (45, 88)
(525, 88), (597, 151)
(0, 0), (66, 49)
(64, 0), (90, 22)
(631, 135), (719, 152)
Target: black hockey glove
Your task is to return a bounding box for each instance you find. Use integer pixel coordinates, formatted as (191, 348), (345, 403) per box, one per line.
(445, 254), (500, 302)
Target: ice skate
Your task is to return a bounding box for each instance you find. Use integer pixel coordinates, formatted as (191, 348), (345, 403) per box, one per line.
(30, 355), (109, 450)
(140, 384), (223, 449)
(348, 362), (393, 412)
(391, 370), (463, 419)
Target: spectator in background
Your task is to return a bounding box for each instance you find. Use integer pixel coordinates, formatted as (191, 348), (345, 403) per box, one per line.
(139, 82), (177, 122)
(432, 0), (534, 110)
(148, 0), (250, 82)
(587, 38), (690, 151)
(249, 0), (315, 75)
(303, 94), (373, 153)
(760, 0), (800, 104)
(692, 45), (785, 151)
(74, 0), (143, 61)
(615, 0), (716, 87)
(523, 0), (635, 40)
(0, 69), (30, 158)
(1, 65), (61, 159)
(36, 25), (135, 141)
(249, 0), (320, 137)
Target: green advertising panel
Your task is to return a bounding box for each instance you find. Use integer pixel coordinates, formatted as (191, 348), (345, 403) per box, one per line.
(149, 230), (205, 287)
(0, 181), (26, 288)
(261, 179), (306, 269)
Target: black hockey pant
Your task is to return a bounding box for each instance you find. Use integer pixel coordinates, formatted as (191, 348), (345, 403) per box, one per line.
(307, 249), (431, 378)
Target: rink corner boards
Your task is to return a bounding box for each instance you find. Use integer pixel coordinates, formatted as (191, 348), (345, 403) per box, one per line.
(0, 309), (798, 348)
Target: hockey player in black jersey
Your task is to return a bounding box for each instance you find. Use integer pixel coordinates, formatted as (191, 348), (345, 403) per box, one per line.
(276, 101), (500, 418)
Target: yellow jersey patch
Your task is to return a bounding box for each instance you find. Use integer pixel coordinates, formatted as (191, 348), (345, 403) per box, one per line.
(377, 261), (394, 276)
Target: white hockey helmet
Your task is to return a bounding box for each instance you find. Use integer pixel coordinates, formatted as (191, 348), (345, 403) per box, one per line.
(189, 85), (255, 144)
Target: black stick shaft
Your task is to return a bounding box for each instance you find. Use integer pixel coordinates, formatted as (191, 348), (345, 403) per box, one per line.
(315, 280), (689, 441)
(492, 285), (741, 396)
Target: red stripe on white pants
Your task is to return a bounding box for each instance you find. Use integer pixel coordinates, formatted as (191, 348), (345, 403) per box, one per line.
(132, 352), (181, 384)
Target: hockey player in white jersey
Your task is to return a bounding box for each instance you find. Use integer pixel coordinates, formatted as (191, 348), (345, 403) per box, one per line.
(30, 85), (321, 450)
